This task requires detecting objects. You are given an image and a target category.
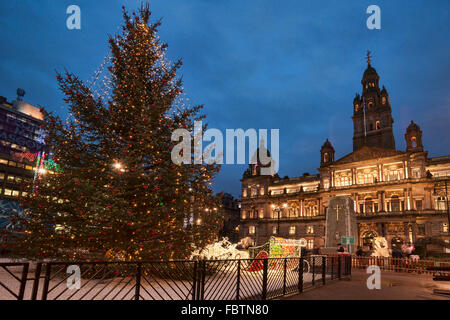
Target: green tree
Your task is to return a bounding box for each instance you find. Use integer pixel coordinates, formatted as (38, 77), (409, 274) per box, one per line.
(16, 4), (221, 261)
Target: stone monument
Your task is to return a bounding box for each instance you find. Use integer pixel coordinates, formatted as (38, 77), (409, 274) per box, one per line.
(324, 196), (358, 254)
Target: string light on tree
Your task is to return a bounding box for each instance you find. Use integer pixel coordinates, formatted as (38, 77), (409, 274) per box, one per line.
(14, 3), (222, 262)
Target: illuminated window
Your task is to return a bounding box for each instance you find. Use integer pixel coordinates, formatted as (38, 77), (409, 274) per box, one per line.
(12, 190), (19, 197)
(0, 159), (8, 165)
(4, 189), (12, 196)
(258, 208), (264, 219)
(307, 239), (314, 250)
(260, 187), (265, 196)
(0, 172), (4, 180)
(289, 226), (296, 235)
(241, 210), (246, 220)
(307, 226), (314, 234)
(411, 137), (417, 148)
(249, 226), (255, 235)
(272, 226), (277, 234)
(289, 205), (299, 218)
(252, 164), (257, 175)
(436, 197), (446, 211)
(443, 223), (449, 233)
(242, 189), (247, 198)
(376, 121), (380, 130)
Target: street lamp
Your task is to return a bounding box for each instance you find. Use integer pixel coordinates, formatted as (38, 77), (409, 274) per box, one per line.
(271, 201), (287, 235)
(112, 161), (126, 172)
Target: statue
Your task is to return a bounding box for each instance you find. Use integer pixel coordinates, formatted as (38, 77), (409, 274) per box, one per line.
(371, 237), (390, 257)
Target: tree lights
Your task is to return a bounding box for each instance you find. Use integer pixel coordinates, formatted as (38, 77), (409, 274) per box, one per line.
(13, 4), (222, 262)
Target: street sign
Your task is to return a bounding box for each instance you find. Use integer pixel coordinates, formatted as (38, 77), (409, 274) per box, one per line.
(341, 236), (354, 245)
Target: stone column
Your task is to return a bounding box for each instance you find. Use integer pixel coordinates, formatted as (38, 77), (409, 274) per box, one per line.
(377, 191), (382, 212)
(403, 188), (408, 212)
(424, 187), (432, 210)
(331, 170), (334, 187)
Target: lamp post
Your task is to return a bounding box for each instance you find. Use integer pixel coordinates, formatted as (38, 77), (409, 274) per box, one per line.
(271, 200), (287, 235)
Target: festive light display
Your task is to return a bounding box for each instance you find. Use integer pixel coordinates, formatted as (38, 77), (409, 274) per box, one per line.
(249, 237), (306, 259)
(12, 4), (222, 261)
(190, 238), (249, 260)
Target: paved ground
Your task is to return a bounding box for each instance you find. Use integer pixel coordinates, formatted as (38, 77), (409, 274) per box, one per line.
(284, 270), (450, 300)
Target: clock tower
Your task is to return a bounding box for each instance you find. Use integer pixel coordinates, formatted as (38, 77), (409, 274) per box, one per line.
(352, 51), (395, 151)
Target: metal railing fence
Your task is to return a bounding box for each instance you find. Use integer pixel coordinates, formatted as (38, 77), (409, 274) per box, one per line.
(351, 256), (450, 275)
(0, 255), (351, 300)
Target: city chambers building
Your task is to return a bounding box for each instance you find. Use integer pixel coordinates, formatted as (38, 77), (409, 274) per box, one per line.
(238, 58), (450, 253)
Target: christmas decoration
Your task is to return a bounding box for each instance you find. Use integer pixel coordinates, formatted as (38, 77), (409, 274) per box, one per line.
(13, 4), (221, 261)
(190, 237), (249, 260)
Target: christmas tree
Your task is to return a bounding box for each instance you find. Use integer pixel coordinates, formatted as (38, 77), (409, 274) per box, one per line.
(16, 4), (222, 261)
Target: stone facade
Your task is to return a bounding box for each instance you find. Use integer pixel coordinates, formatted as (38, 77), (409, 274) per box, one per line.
(239, 59), (450, 253)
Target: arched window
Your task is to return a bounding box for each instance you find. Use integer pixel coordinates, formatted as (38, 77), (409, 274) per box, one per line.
(323, 153), (328, 163)
(258, 208), (264, 219)
(249, 206), (257, 219)
(289, 204), (299, 218)
(305, 202), (317, 217)
(252, 164), (258, 175)
(376, 121), (380, 130)
(411, 137), (417, 148)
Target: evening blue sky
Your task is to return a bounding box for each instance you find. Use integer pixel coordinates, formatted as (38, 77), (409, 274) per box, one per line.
(1, 1), (449, 198)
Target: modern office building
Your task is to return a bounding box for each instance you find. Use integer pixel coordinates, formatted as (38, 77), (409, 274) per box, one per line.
(0, 89), (45, 230)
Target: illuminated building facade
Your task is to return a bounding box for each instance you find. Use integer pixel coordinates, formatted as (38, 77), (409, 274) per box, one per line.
(0, 90), (45, 209)
(239, 60), (450, 253)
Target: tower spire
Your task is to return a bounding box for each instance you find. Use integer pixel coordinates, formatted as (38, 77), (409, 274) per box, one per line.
(366, 50), (372, 65)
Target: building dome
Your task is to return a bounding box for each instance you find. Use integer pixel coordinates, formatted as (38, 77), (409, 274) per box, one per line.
(363, 65), (378, 77)
(406, 120), (420, 132)
(321, 138), (334, 152)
